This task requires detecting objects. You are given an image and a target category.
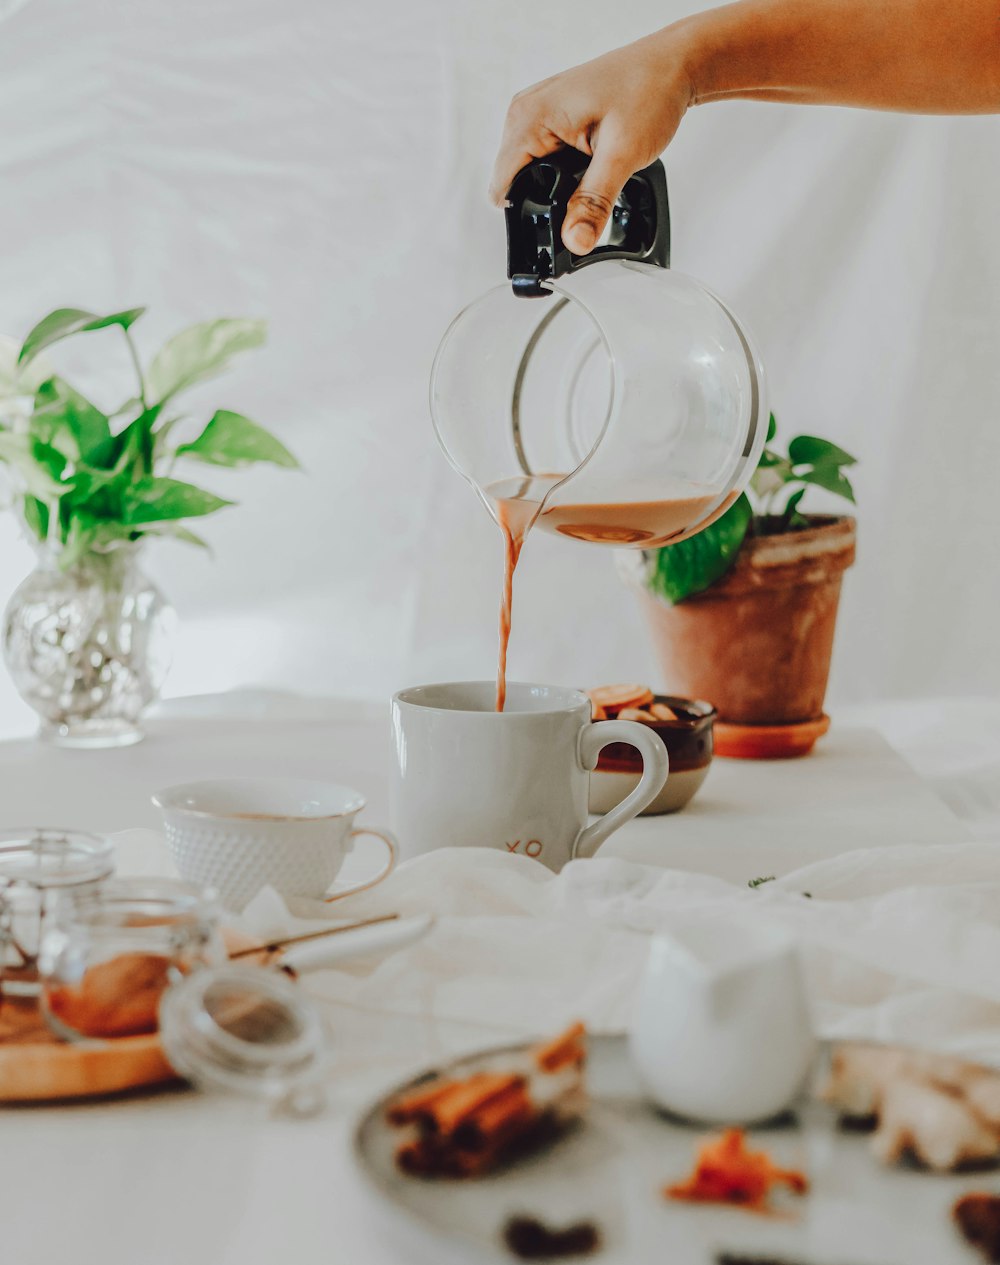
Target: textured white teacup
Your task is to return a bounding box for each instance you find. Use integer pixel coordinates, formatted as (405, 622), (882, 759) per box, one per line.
(152, 778), (396, 913)
(391, 681), (669, 872)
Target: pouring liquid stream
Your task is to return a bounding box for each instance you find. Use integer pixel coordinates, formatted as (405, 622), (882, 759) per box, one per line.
(487, 476), (739, 713)
(493, 482), (543, 713)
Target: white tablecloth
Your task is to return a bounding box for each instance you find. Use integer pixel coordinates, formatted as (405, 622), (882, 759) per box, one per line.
(1, 691), (997, 1265)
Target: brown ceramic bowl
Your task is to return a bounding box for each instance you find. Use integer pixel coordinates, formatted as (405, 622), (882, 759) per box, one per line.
(589, 695), (716, 817)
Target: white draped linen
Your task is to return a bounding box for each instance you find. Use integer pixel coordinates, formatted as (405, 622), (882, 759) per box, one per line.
(216, 840), (1000, 1096)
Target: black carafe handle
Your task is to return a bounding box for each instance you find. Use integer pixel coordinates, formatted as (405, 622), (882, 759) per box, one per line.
(505, 148), (670, 297)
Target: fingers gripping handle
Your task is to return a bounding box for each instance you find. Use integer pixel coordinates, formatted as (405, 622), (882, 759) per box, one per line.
(505, 148), (670, 296)
(572, 720), (669, 860)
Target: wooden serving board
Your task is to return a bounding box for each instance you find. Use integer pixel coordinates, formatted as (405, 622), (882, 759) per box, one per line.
(0, 933), (267, 1104)
(0, 995), (176, 1103)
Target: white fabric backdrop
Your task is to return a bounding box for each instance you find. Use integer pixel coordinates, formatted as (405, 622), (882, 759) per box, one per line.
(0, 0), (998, 738)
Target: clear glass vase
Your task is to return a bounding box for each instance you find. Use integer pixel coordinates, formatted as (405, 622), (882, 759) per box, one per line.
(2, 545), (176, 748)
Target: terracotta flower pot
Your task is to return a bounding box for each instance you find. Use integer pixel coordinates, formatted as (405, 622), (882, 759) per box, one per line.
(637, 516), (856, 728)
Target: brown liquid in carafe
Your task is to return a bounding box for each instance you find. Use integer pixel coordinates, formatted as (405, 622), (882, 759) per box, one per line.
(487, 476), (737, 712)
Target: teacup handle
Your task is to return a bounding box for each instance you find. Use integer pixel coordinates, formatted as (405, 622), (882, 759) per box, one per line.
(323, 827), (398, 903)
(572, 720), (669, 861)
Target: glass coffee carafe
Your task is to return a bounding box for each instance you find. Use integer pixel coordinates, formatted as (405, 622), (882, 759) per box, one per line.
(430, 150), (768, 548)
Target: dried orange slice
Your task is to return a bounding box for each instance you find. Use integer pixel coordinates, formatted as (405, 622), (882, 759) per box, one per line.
(590, 703), (608, 721)
(650, 703), (678, 722)
(586, 684), (654, 714)
(665, 1128), (808, 1210)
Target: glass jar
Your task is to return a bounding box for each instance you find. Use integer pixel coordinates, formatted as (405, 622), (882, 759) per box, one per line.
(0, 828), (115, 996)
(38, 878), (225, 1041)
(159, 965), (331, 1116)
(2, 543), (176, 748)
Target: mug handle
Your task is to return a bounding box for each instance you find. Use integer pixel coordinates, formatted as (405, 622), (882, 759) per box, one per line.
(572, 720), (669, 861)
(323, 826), (398, 903)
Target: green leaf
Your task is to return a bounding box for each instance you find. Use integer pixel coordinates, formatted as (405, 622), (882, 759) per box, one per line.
(62, 458), (130, 506)
(788, 435), (857, 469)
(166, 525), (211, 549)
(29, 437), (70, 483)
(0, 431), (65, 498)
(33, 378), (115, 467)
(142, 523), (212, 550)
(146, 319), (266, 406)
(780, 486), (808, 530)
(797, 463), (856, 504)
(152, 415), (184, 459)
(766, 413), (777, 443)
(645, 494), (753, 605)
(18, 307), (145, 368)
(175, 409), (299, 469)
(22, 496), (49, 542)
(0, 334), (53, 398)
(751, 458), (793, 499)
(122, 476), (233, 525)
(113, 403), (164, 475)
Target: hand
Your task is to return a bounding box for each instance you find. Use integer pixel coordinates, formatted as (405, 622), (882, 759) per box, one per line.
(489, 33), (693, 256)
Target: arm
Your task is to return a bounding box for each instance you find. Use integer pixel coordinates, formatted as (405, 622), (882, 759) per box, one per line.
(491, 0), (1000, 253)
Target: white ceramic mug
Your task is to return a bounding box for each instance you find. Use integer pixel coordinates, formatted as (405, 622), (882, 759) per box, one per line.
(390, 681), (669, 872)
(629, 919), (817, 1124)
(152, 778), (397, 913)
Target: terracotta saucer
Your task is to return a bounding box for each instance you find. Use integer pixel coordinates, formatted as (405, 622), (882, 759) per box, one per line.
(713, 713), (831, 760)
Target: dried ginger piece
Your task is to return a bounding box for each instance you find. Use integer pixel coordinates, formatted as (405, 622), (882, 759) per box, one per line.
(872, 1076), (999, 1172)
(821, 1044), (909, 1117)
(665, 1128), (808, 1213)
(823, 1043), (1000, 1170)
(965, 1074), (1000, 1129)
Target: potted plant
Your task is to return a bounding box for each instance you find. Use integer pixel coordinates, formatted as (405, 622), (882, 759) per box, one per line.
(0, 307), (298, 748)
(625, 415), (857, 758)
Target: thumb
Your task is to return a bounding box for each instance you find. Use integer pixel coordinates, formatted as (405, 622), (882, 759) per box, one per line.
(562, 143), (635, 256)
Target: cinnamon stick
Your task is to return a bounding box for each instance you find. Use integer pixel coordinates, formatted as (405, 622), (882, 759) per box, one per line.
(386, 1078), (462, 1126)
(426, 1072), (525, 1135)
(453, 1081), (535, 1151)
(534, 1022), (587, 1073)
(388, 1024), (589, 1179)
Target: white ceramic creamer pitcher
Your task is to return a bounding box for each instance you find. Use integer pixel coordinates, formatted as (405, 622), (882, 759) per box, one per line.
(629, 919), (816, 1125)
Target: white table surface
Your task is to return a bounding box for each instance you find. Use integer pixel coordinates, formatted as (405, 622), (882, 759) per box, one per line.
(0, 694), (984, 1265)
(0, 703), (970, 875)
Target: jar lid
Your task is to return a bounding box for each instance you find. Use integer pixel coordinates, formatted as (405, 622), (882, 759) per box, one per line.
(62, 877), (218, 928)
(159, 965), (330, 1112)
(0, 828), (115, 889)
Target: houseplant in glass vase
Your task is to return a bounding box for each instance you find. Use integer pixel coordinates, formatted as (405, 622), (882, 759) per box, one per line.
(0, 308), (297, 748)
(622, 415), (857, 759)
